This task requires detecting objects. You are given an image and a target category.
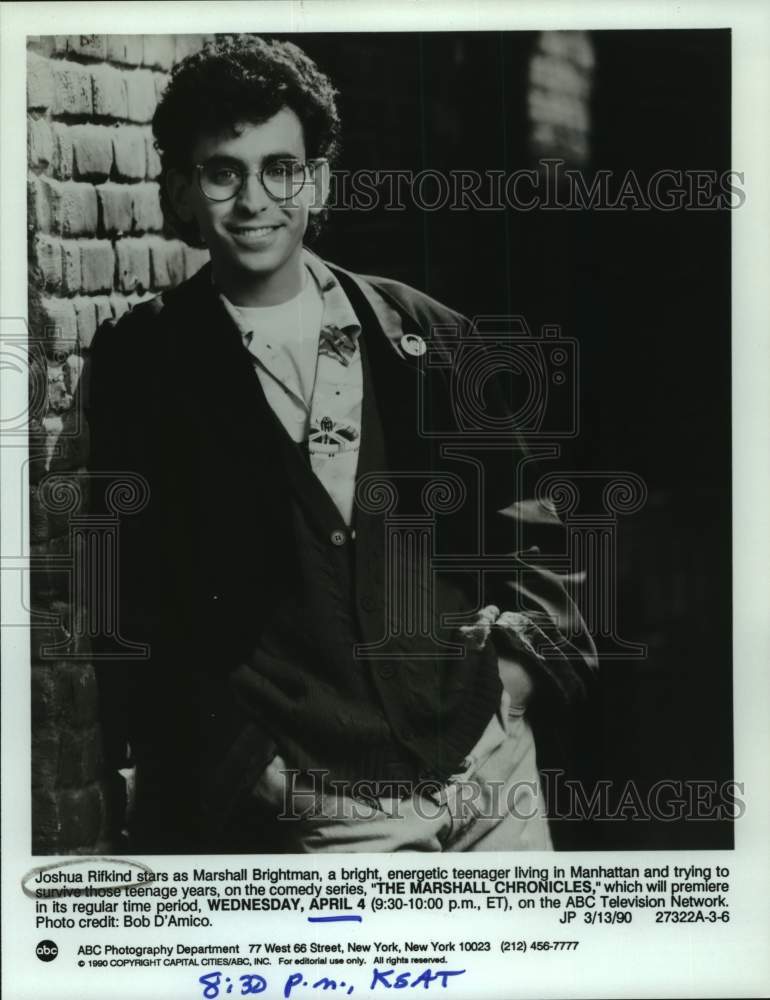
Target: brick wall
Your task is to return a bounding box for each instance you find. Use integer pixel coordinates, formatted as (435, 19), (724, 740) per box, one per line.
(27, 34), (210, 854)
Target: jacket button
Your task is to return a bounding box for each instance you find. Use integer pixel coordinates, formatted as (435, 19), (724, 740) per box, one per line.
(400, 333), (427, 357)
(378, 664), (395, 679)
(330, 529), (346, 546)
(362, 595), (377, 612)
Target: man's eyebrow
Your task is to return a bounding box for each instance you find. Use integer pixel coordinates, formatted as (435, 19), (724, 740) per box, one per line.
(261, 151), (304, 162)
(202, 151), (303, 165)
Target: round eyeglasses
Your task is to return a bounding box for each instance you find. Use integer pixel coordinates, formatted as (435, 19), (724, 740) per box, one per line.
(194, 158), (326, 203)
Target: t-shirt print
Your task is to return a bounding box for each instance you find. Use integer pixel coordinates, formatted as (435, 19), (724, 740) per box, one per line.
(308, 322), (362, 525)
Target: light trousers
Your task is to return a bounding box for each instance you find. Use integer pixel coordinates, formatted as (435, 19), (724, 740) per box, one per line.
(252, 692), (553, 853)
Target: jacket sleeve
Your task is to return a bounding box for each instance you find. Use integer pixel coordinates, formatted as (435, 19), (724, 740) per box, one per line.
(341, 271), (598, 713)
(484, 500), (599, 709)
(79, 314), (157, 780)
(414, 294), (599, 712)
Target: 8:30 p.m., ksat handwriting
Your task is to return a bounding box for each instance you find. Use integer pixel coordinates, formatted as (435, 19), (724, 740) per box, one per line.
(198, 966), (467, 997)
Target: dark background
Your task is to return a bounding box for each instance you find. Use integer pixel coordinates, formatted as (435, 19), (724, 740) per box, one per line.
(281, 29), (733, 850)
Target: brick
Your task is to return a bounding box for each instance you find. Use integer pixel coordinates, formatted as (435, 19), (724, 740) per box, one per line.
(92, 297), (113, 326)
(184, 245), (210, 278)
(28, 341), (50, 415)
(125, 69), (157, 123)
(145, 129), (162, 179)
(131, 182), (163, 232)
(74, 297), (98, 345)
(79, 240), (115, 293)
(116, 238), (150, 292)
(32, 728), (61, 789)
(49, 388), (89, 469)
(59, 34), (107, 61)
(30, 612), (73, 664)
(30, 486), (51, 542)
(27, 52), (55, 111)
(28, 116), (55, 168)
(64, 353), (84, 396)
(91, 63), (128, 120)
(542, 29), (595, 70)
(530, 53), (589, 98)
(175, 34), (209, 63)
(142, 35), (175, 70)
(46, 179), (99, 236)
(30, 542), (71, 602)
(51, 123), (74, 179)
(110, 295), (131, 319)
(149, 237), (185, 289)
(51, 596), (92, 650)
(28, 176), (51, 233)
(34, 297), (77, 349)
(27, 36), (57, 58)
(112, 125), (146, 180)
(35, 470), (87, 533)
(29, 418), (49, 484)
(51, 60), (93, 116)
(59, 728), (101, 787)
(35, 235), (62, 290)
(153, 71), (169, 104)
(32, 788), (61, 851)
(64, 664), (99, 727)
(97, 181), (133, 235)
(106, 35), (145, 65)
(70, 124), (114, 181)
(61, 240), (82, 293)
(32, 665), (63, 724)
(46, 366), (70, 413)
(42, 414), (65, 474)
(57, 784), (104, 849)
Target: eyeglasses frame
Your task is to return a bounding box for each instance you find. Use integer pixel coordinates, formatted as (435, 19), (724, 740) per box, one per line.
(193, 157), (328, 204)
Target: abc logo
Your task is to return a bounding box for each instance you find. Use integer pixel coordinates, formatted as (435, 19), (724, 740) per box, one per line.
(36, 940), (58, 962)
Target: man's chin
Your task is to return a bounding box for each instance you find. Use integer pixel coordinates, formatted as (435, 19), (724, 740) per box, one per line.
(226, 245), (292, 276)
(209, 242), (305, 296)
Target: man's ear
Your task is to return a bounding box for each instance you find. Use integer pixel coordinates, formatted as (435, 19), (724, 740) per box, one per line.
(165, 168), (196, 223)
(308, 159), (331, 215)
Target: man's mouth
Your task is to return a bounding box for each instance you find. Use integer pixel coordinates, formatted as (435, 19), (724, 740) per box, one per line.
(227, 224), (282, 244)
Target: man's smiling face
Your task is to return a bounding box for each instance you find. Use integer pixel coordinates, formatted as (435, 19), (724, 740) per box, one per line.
(170, 107), (325, 305)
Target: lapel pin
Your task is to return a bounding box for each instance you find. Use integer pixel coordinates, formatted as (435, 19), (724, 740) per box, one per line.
(400, 333), (427, 357)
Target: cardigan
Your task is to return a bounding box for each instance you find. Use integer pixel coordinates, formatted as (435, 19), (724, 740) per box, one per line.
(83, 252), (597, 851)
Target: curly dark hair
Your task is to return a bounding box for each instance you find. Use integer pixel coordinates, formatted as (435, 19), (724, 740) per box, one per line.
(152, 34), (341, 246)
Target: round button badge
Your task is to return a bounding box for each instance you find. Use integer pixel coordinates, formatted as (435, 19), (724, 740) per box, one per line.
(400, 333), (427, 357)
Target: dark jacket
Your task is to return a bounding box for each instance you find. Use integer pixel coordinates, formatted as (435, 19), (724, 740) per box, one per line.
(82, 254), (597, 852)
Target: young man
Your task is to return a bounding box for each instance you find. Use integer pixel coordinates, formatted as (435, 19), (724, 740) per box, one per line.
(85, 35), (596, 854)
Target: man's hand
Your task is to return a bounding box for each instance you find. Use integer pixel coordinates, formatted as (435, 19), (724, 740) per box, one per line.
(457, 605), (536, 713)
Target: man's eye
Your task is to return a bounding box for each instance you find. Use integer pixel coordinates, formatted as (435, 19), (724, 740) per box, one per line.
(210, 167), (239, 184)
(265, 161), (301, 178)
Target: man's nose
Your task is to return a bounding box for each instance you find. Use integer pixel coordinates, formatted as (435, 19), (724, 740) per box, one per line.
(235, 170), (271, 212)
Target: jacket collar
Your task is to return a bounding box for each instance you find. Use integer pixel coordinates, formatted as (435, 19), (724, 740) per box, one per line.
(171, 251), (430, 375)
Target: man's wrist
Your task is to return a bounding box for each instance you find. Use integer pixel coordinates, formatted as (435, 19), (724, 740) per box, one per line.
(496, 649), (536, 713)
